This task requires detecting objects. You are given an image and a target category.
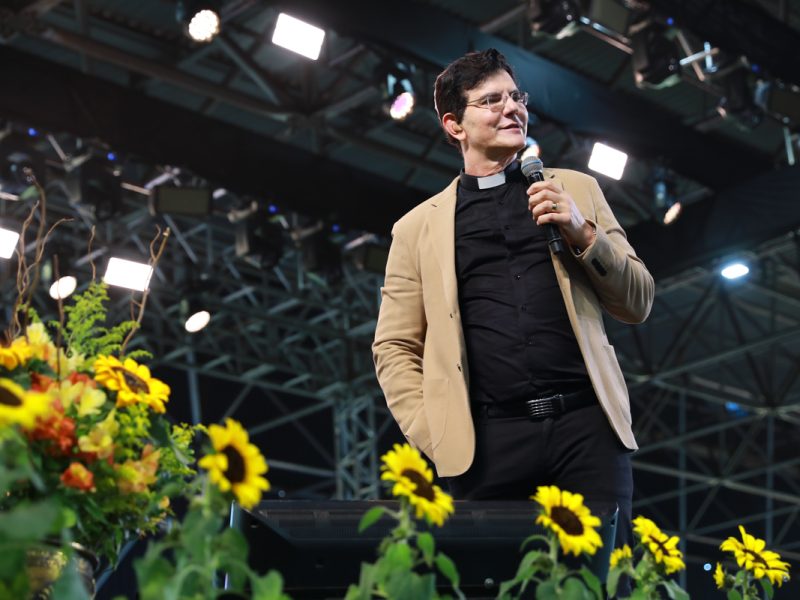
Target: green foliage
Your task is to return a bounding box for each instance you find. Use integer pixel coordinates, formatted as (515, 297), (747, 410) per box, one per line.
(55, 281), (141, 360)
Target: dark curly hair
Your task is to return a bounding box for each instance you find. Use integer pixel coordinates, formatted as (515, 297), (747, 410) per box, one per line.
(433, 48), (519, 148)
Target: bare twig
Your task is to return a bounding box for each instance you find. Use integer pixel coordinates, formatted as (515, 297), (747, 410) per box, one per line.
(119, 226), (171, 357)
(87, 225), (96, 282)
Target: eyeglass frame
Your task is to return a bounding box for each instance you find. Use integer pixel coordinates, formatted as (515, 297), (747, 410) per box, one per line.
(464, 90), (529, 112)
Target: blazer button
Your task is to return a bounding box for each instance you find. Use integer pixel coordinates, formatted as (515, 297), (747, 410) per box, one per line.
(456, 363), (462, 372)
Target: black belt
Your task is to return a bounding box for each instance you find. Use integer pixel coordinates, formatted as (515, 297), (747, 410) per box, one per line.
(475, 387), (597, 420)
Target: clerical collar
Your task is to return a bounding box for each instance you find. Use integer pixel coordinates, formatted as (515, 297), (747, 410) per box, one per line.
(459, 160), (522, 191)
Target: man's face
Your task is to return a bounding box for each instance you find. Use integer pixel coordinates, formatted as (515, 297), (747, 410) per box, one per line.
(455, 70), (528, 160)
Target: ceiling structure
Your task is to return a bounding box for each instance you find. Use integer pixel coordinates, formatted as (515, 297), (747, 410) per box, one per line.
(1, 0), (800, 595)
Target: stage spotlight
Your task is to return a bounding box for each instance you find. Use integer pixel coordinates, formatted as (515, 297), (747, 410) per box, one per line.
(631, 23), (681, 89)
(150, 186), (212, 217)
(717, 69), (762, 129)
(234, 206), (285, 269)
(49, 276), (77, 300)
(529, 0), (581, 38)
(720, 261), (749, 280)
(384, 64), (416, 121)
(0, 134), (46, 198)
(652, 169), (682, 225)
(0, 226), (19, 259)
(754, 80), (800, 126)
(520, 137), (541, 162)
(177, 1), (221, 43)
(103, 257), (153, 292)
(588, 142), (627, 180)
(74, 158), (122, 221)
(272, 12), (325, 60)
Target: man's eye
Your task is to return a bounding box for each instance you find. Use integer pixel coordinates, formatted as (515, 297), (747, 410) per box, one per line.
(510, 91), (522, 102)
(485, 94), (503, 105)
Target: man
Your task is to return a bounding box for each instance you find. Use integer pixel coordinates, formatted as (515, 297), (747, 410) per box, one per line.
(372, 49), (653, 544)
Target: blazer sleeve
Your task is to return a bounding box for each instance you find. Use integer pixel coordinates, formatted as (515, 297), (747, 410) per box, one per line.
(573, 176), (655, 324)
(372, 226), (432, 456)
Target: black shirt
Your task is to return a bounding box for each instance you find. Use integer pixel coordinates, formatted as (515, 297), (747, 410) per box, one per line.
(455, 161), (590, 405)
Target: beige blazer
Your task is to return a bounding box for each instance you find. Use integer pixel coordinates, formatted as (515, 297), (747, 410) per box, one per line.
(373, 168), (654, 477)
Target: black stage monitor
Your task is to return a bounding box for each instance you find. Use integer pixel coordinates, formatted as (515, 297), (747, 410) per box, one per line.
(240, 500), (617, 599)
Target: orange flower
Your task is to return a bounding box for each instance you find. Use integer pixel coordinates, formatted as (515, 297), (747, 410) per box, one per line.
(28, 399), (76, 456)
(116, 444), (160, 494)
(61, 462), (95, 491)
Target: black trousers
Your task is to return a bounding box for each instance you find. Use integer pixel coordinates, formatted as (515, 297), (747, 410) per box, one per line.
(445, 403), (633, 551)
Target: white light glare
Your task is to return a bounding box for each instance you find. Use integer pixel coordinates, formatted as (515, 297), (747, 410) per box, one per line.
(185, 310), (211, 333)
(588, 142), (628, 180)
(49, 276), (77, 300)
(272, 13), (325, 60)
(663, 201), (682, 225)
(187, 9), (220, 42)
(390, 92), (415, 120)
(0, 227), (19, 259)
(103, 257), (154, 292)
(720, 262), (749, 280)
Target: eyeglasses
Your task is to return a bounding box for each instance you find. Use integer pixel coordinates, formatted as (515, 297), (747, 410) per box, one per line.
(465, 90), (529, 112)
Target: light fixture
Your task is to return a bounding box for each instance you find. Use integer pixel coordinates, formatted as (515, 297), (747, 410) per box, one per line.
(631, 23), (681, 89)
(0, 226), (19, 259)
(0, 133), (46, 197)
(181, 274), (213, 333)
(73, 158), (122, 221)
(177, 1), (221, 43)
(103, 257), (154, 292)
(272, 12), (325, 60)
(754, 80), (800, 126)
(652, 169), (682, 225)
(720, 262), (749, 280)
(588, 142), (627, 180)
(233, 205), (285, 268)
(717, 69), (762, 129)
(529, 0), (581, 38)
(149, 186), (212, 217)
(49, 276), (77, 300)
(383, 64), (417, 121)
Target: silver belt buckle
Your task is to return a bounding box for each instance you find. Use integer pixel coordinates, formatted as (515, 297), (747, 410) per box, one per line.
(525, 393), (563, 419)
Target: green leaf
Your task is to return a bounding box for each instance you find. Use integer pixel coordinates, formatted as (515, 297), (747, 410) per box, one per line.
(605, 566), (622, 598)
(417, 532), (435, 565)
(661, 578), (690, 600)
(217, 528), (248, 564)
(435, 552), (460, 587)
(0, 500), (61, 540)
(250, 570), (286, 600)
(133, 556), (175, 600)
(50, 558), (91, 600)
(759, 577), (774, 600)
(535, 579), (557, 600)
(384, 541), (414, 572)
(628, 589), (649, 600)
(578, 566), (602, 599)
(562, 576), (592, 600)
(727, 590), (743, 600)
(358, 506), (386, 533)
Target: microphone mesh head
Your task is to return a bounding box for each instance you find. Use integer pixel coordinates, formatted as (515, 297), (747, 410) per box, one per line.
(521, 156), (544, 178)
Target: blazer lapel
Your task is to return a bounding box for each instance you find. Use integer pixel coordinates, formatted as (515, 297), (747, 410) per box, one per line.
(428, 176), (460, 313)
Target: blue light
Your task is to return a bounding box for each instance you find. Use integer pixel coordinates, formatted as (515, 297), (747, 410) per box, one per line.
(107, 152), (117, 161)
(27, 127), (38, 137)
(751, 64), (761, 73)
(331, 223), (341, 233)
(666, 17), (674, 26)
(703, 563), (712, 572)
(268, 204), (278, 214)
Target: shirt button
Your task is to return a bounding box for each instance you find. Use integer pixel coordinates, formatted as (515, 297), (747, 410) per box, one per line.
(514, 274), (521, 280)
(504, 225), (510, 230)
(526, 336), (534, 346)
(520, 304), (528, 312)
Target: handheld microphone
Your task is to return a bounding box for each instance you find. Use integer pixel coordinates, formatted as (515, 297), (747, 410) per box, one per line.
(520, 156), (564, 255)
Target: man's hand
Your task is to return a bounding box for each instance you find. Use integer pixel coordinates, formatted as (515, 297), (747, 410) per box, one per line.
(527, 180), (596, 251)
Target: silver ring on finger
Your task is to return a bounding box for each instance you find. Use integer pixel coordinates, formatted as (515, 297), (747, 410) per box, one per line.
(551, 201), (558, 212)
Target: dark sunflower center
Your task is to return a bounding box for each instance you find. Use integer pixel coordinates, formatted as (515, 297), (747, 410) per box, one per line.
(401, 468), (435, 501)
(551, 506), (584, 535)
(113, 366), (150, 394)
(744, 549), (768, 567)
(0, 387), (22, 407)
(222, 445), (246, 484)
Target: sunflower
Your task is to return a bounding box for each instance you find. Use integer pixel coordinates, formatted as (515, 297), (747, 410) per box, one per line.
(632, 516), (685, 574)
(0, 378), (52, 430)
(93, 355), (170, 413)
(532, 485), (603, 556)
(380, 443), (454, 527)
(198, 418), (270, 509)
(714, 563), (727, 589)
(720, 525), (791, 587)
(610, 544), (633, 568)
(0, 337), (33, 371)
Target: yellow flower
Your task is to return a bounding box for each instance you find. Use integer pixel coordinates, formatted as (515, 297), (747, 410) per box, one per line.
(714, 562), (726, 589)
(610, 544), (632, 568)
(54, 376), (107, 418)
(116, 444), (160, 494)
(0, 378), (52, 430)
(93, 355), (170, 413)
(0, 337), (34, 370)
(25, 322), (55, 361)
(198, 418), (270, 509)
(380, 443), (454, 527)
(632, 516), (685, 574)
(720, 525), (791, 587)
(78, 410), (119, 459)
(532, 485), (603, 556)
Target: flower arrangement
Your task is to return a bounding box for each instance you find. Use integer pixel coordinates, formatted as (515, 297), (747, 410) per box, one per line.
(605, 515), (687, 599)
(714, 525), (791, 599)
(347, 443), (461, 600)
(497, 485), (604, 599)
(0, 281), (197, 592)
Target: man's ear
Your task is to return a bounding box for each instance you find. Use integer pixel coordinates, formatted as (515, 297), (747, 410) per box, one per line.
(442, 113), (465, 140)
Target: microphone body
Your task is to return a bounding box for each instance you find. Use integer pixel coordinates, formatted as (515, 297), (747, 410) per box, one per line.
(520, 156), (564, 255)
